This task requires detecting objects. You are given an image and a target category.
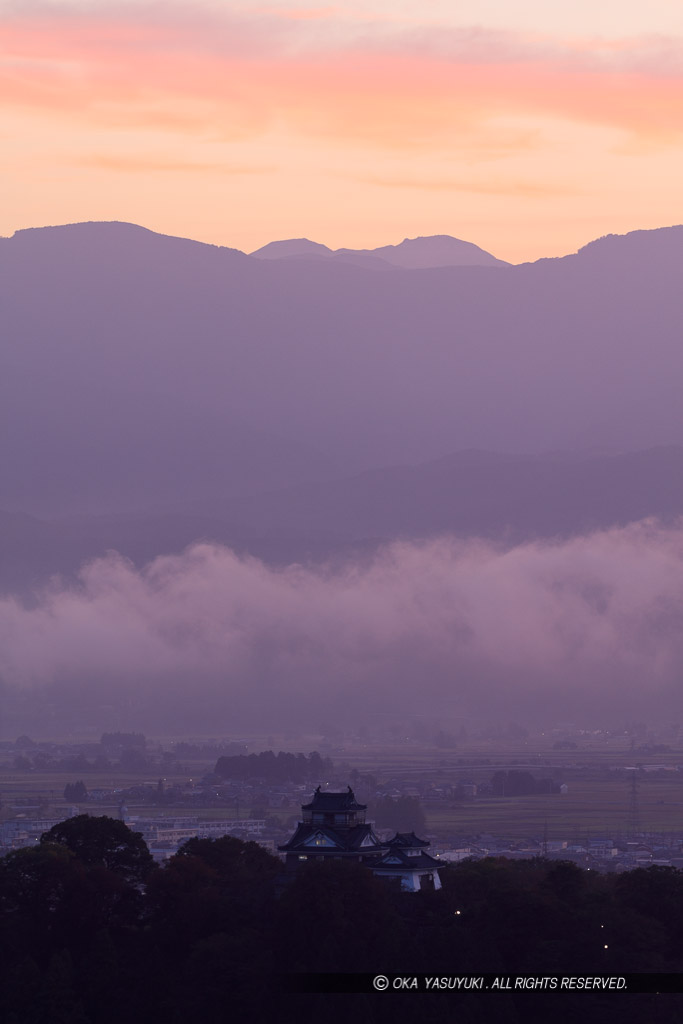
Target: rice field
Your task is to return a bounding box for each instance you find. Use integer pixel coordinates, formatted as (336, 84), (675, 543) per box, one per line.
(425, 774), (683, 840)
(3, 733), (683, 841)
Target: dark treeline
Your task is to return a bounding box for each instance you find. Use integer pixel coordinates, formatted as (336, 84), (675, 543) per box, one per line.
(214, 749), (333, 783)
(2, 816), (683, 1023)
(489, 770), (561, 796)
(63, 781), (88, 802)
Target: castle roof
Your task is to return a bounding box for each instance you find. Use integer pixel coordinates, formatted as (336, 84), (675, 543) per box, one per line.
(372, 848), (441, 871)
(386, 831), (430, 849)
(278, 822), (385, 854)
(302, 786), (366, 812)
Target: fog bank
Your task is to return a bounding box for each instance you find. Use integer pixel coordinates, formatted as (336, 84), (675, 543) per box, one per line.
(2, 522), (683, 727)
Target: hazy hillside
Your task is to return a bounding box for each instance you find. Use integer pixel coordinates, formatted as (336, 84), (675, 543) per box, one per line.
(2, 221), (682, 519)
(196, 444), (683, 541)
(4, 446), (683, 594)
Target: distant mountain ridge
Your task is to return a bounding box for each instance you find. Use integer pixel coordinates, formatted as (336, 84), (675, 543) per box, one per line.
(185, 444), (683, 542)
(250, 233), (508, 268)
(250, 238), (335, 260)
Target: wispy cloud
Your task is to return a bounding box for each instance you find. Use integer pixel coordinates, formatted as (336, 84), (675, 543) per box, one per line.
(3, 4), (683, 147)
(4, 2), (683, 261)
(351, 174), (584, 197)
(76, 154), (273, 174)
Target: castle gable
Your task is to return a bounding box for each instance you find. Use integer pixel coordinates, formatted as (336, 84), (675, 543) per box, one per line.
(303, 830), (340, 848)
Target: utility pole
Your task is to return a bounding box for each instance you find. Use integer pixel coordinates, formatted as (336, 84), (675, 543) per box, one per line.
(627, 771), (640, 838)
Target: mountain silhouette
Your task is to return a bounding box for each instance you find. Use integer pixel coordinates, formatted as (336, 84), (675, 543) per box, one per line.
(250, 238), (335, 260)
(337, 234), (508, 268)
(2, 220), (682, 520)
(250, 233), (506, 268)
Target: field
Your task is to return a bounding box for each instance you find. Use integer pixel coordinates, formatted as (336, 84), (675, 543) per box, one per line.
(3, 732), (683, 842)
(333, 735), (683, 840)
(425, 775), (683, 840)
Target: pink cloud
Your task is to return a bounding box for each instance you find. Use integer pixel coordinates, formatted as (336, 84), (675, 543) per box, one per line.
(3, 523), (683, 723)
(3, 6), (683, 147)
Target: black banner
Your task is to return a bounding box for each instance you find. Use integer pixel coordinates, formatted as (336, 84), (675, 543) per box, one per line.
(284, 974), (683, 994)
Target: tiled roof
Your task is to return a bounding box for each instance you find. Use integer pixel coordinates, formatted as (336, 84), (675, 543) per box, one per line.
(302, 786), (367, 812)
(279, 822), (385, 853)
(373, 849), (441, 871)
(387, 831), (430, 849)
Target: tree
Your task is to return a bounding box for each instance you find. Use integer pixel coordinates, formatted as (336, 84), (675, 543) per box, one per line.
(273, 859), (403, 973)
(15, 735), (36, 749)
(0, 843), (79, 962)
(63, 781), (88, 802)
(174, 835), (280, 883)
(40, 816), (153, 885)
(0, 841), (142, 1002)
(490, 770), (539, 796)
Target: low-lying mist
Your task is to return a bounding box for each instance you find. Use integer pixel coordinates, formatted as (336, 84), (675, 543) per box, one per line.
(2, 521), (683, 732)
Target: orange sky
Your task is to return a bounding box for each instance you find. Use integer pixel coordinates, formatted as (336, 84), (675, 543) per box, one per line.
(2, 1), (683, 261)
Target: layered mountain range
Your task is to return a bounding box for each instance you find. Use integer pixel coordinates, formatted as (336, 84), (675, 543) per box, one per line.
(250, 233), (508, 268)
(2, 221), (683, 590)
(4, 445), (683, 594)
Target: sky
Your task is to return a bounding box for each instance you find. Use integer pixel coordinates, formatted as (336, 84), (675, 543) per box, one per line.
(2, 0), (683, 262)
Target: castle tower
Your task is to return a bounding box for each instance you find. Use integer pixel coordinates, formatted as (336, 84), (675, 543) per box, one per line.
(278, 786), (386, 869)
(372, 831), (442, 892)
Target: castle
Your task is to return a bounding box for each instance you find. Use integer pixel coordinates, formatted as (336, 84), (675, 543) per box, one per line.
(279, 786), (442, 892)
